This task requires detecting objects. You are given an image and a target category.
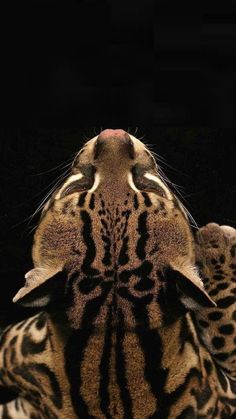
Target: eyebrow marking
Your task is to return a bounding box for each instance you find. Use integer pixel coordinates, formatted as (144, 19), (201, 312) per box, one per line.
(55, 173), (84, 200)
(127, 172), (140, 193)
(88, 173), (100, 193)
(144, 173), (173, 200)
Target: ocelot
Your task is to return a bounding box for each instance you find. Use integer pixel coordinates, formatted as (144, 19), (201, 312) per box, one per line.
(0, 129), (235, 418)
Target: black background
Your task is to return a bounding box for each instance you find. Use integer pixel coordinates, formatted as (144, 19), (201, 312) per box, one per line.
(0, 0), (236, 410)
(1, 1), (236, 126)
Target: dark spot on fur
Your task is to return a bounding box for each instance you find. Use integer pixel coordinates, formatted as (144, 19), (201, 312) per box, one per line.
(142, 192), (152, 207)
(213, 274), (224, 281)
(212, 336), (225, 349)
(203, 359), (213, 374)
(136, 211), (149, 261)
(218, 324), (234, 335)
(231, 244), (236, 258)
(209, 288), (219, 297)
(214, 352), (229, 361)
(89, 193), (95, 210)
(118, 236), (129, 266)
(77, 192), (87, 207)
(220, 254), (225, 264)
(217, 282), (229, 290)
(133, 194), (139, 210)
(78, 277), (101, 294)
(216, 296), (235, 308)
(208, 311), (223, 321)
(198, 320), (209, 328)
(134, 277), (154, 291)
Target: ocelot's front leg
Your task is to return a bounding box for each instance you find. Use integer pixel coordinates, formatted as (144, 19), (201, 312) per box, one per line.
(194, 223), (236, 378)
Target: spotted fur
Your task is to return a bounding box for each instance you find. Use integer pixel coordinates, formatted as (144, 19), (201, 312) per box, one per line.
(0, 129), (235, 418)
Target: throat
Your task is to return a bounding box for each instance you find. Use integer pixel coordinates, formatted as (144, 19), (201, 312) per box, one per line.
(64, 316), (192, 418)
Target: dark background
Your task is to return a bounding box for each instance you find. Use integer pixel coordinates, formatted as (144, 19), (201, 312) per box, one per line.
(0, 0), (236, 410)
(1, 2), (236, 126)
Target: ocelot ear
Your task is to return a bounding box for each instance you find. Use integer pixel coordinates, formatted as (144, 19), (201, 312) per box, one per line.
(12, 267), (67, 307)
(168, 263), (216, 309)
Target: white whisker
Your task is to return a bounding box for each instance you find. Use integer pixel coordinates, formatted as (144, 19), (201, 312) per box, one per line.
(32, 160), (72, 176)
(26, 167), (72, 225)
(147, 148), (199, 230)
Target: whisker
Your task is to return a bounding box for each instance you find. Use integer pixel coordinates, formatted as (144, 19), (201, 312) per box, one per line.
(33, 161), (72, 176)
(93, 127), (100, 136)
(150, 154), (199, 230)
(9, 166), (72, 233)
(128, 127), (140, 137)
(27, 167), (71, 224)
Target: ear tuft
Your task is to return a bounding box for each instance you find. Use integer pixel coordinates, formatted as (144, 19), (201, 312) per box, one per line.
(13, 267), (66, 307)
(168, 263), (216, 309)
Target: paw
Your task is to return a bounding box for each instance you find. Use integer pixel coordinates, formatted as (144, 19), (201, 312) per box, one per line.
(195, 223), (236, 270)
(221, 225), (236, 243)
(196, 223), (235, 249)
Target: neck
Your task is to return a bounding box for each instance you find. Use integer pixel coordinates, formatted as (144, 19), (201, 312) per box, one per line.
(48, 310), (201, 418)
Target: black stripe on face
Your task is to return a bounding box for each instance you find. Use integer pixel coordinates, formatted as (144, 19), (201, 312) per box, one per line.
(136, 329), (164, 415)
(136, 211), (149, 260)
(142, 192), (152, 207)
(99, 307), (112, 419)
(133, 194), (139, 209)
(77, 192), (87, 207)
(65, 329), (96, 419)
(102, 234), (112, 266)
(80, 210), (100, 276)
(118, 236), (129, 266)
(131, 295), (152, 329)
(116, 311), (133, 418)
(81, 282), (113, 329)
(65, 286), (112, 416)
(89, 193), (95, 209)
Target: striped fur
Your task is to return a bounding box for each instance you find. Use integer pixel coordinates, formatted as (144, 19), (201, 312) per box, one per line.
(0, 129), (235, 418)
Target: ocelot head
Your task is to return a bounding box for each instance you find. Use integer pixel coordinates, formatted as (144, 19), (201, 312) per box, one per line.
(13, 129), (215, 330)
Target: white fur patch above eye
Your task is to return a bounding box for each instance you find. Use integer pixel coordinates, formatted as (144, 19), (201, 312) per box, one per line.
(55, 173), (84, 200)
(127, 172), (140, 193)
(88, 172), (100, 193)
(144, 173), (173, 200)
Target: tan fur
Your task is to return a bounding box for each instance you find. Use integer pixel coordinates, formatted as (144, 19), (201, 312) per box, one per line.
(0, 129), (235, 418)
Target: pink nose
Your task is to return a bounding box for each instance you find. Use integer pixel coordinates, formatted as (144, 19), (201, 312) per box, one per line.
(97, 129), (130, 141)
(95, 129), (134, 159)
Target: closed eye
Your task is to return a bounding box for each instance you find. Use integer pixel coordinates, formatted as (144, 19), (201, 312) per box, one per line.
(131, 164), (170, 198)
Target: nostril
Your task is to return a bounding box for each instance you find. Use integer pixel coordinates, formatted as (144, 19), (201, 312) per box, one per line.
(126, 137), (135, 159)
(94, 137), (105, 160)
